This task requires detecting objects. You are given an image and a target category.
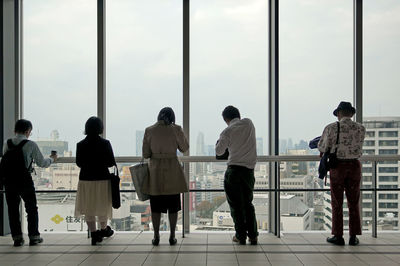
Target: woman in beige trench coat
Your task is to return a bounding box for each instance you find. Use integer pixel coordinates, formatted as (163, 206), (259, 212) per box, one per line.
(142, 107), (189, 246)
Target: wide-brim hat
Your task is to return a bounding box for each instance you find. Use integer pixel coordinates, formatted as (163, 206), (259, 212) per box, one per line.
(333, 101), (356, 116)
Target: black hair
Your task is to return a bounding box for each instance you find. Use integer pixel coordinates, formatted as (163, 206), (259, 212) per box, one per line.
(222, 105), (241, 121)
(84, 116), (104, 136)
(157, 107), (175, 125)
(339, 109), (354, 117)
(14, 119), (33, 133)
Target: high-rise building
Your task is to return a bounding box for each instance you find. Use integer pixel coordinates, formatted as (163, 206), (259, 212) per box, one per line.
(206, 145), (215, 156)
(135, 130), (145, 156)
(256, 137), (264, 155)
(196, 132), (205, 155)
(195, 132), (207, 176)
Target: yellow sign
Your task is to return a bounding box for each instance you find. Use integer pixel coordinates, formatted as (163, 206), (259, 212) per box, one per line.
(51, 214), (64, 224)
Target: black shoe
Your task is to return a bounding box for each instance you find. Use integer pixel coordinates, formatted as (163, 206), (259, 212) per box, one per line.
(13, 238), (24, 247)
(29, 236), (43, 246)
(91, 231), (103, 246)
(169, 237), (177, 246)
(232, 236), (246, 245)
(152, 237), (160, 246)
(349, 236), (359, 246)
(100, 226), (114, 238)
(248, 237), (258, 245)
(326, 236), (345, 246)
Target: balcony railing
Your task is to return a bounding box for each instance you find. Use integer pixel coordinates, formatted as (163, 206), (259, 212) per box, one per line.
(1, 155), (400, 237)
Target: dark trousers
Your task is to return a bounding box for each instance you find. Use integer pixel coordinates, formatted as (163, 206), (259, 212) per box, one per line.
(330, 160), (362, 237)
(224, 165), (258, 240)
(5, 179), (40, 239)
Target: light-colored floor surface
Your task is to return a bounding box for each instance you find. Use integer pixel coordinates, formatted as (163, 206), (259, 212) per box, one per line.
(0, 232), (399, 266)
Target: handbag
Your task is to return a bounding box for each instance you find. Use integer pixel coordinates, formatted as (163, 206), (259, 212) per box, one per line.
(129, 161), (150, 201)
(318, 122), (340, 180)
(110, 165), (121, 209)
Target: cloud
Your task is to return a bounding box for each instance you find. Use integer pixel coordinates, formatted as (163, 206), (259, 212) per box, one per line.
(22, 0), (400, 155)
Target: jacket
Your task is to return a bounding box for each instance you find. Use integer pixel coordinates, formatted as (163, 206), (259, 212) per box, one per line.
(76, 135), (116, 181)
(141, 121), (189, 195)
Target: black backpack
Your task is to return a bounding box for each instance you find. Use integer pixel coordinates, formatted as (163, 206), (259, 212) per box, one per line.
(0, 139), (31, 186)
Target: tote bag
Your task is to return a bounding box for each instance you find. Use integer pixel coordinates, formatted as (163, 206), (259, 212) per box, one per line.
(129, 162), (150, 201)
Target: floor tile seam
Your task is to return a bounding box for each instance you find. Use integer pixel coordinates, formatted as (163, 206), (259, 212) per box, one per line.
(172, 237), (183, 266)
(44, 252), (78, 266)
(3, 243), (399, 247)
(230, 235), (241, 265)
(285, 243), (309, 266)
(298, 233), (314, 246)
(13, 243), (72, 266)
(258, 241), (272, 265)
(353, 252), (400, 265)
(353, 253), (374, 265)
(140, 232), (153, 266)
(381, 251), (400, 264)
(206, 234), (208, 266)
(77, 247), (102, 266)
(3, 250), (400, 256)
(321, 250), (346, 266)
(108, 230), (141, 265)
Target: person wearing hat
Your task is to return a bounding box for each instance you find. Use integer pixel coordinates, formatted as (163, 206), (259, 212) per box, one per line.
(318, 101), (365, 246)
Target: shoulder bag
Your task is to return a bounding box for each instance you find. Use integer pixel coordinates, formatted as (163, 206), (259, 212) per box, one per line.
(110, 165), (121, 209)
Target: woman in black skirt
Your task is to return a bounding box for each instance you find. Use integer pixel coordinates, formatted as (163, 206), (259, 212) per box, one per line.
(142, 107), (189, 245)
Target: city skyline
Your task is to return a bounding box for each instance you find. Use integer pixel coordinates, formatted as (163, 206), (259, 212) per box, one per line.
(21, 0), (400, 156)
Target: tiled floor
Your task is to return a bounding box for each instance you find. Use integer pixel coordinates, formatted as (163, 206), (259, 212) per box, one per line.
(0, 232), (399, 265)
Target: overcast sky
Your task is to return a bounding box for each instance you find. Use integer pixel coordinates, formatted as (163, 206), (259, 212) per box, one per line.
(22, 0), (399, 156)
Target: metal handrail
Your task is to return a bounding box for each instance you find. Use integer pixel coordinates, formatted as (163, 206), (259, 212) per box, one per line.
(52, 154), (400, 164)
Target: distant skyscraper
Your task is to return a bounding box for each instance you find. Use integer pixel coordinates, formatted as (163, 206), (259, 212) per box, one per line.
(196, 132), (205, 155)
(288, 138), (294, 150)
(196, 132), (206, 176)
(136, 130), (145, 156)
(279, 139), (288, 154)
(207, 145), (215, 156)
(256, 137), (264, 155)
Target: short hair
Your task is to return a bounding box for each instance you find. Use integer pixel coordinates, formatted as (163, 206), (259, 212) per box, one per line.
(157, 107), (176, 125)
(84, 116), (104, 136)
(222, 105), (241, 121)
(14, 119), (33, 133)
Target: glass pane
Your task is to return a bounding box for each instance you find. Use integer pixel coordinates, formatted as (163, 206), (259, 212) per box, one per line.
(106, 0), (182, 156)
(23, 0), (97, 154)
(280, 160), (328, 232)
(364, 0), (400, 117)
(279, 0), (353, 154)
(364, 1), (399, 232)
(190, 0), (269, 155)
(189, 162), (269, 231)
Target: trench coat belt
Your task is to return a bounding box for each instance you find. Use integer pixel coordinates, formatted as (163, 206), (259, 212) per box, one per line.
(151, 153), (177, 159)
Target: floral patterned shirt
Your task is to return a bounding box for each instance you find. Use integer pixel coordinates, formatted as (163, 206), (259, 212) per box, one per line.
(318, 117), (365, 159)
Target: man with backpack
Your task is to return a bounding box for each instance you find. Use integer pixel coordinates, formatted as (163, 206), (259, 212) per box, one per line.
(0, 119), (57, 246)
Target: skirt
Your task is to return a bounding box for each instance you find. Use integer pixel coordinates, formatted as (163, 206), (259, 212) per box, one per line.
(149, 194), (181, 214)
(74, 180), (113, 219)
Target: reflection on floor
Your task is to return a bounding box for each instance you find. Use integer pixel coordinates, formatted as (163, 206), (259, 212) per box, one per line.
(0, 232), (399, 265)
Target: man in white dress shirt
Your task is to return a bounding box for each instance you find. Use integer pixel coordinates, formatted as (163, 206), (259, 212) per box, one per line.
(216, 106), (258, 245)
